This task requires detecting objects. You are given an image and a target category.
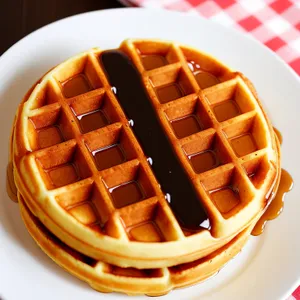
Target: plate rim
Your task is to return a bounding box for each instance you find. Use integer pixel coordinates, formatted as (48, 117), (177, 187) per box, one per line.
(0, 7), (299, 300)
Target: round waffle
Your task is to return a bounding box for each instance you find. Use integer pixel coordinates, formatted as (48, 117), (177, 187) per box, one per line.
(11, 39), (280, 269)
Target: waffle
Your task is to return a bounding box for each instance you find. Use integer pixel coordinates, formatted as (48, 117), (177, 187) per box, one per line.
(11, 132), (281, 296)
(11, 39), (279, 269)
(18, 192), (254, 296)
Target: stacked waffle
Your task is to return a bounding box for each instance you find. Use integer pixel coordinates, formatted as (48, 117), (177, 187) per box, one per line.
(9, 39), (280, 295)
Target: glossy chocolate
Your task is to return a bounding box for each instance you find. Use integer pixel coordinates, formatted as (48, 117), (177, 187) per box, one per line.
(100, 50), (208, 230)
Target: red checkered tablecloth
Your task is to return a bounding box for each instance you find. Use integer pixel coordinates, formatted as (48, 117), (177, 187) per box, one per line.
(121, 0), (300, 76)
(121, 0), (300, 299)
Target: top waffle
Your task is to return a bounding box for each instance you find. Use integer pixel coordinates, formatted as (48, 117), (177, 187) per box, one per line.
(12, 39), (279, 269)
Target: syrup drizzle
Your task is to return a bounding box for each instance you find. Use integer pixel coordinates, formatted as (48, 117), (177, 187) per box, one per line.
(100, 50), (208, 230)
(251, 127), (292, 236)
(252, 169), (293, 236)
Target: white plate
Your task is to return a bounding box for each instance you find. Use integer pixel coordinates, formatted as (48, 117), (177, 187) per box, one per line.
(0, 8), (299, 300)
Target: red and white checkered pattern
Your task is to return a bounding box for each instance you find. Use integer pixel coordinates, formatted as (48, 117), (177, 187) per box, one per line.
(121, 0), (300, 76)
(121, 0), (300, 298)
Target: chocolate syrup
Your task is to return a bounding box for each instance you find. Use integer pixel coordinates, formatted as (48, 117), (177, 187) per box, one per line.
(100, 50), (208, 230)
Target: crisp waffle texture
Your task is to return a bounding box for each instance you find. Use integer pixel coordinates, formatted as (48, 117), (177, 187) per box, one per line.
(11, 39), (279, 270)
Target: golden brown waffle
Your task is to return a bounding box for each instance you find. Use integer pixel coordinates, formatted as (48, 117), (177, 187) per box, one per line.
(11, 130), (281, 296)
(12, 39), (279, 269)
(18, 193), (253, 296)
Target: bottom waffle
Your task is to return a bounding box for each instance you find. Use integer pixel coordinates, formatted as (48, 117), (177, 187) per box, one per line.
(19, 193), (253, 296)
